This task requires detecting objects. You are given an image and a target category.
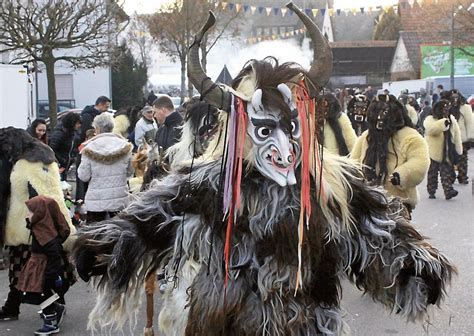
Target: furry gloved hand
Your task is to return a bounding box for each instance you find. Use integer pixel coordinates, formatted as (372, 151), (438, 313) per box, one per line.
(390, 172), (401, 186)
(444, 118), (451, 128)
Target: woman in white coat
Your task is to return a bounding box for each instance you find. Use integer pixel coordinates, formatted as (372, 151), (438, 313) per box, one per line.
(78, 113), (133, 223)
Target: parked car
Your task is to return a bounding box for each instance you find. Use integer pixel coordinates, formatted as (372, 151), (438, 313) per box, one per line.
(44, 109), (116, 127)
(45, 109), (82, 128)
(38, 100), (75, 119)
(170, 96), (181, 109)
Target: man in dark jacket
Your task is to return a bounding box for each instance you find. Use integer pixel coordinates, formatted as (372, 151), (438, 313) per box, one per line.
(79, 96), (111, 143)
(153, 96), (183, 151)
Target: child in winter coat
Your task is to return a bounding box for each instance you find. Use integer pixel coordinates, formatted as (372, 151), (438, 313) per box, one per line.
(424, 100), (463, 200)
(17, 195), (71, 335)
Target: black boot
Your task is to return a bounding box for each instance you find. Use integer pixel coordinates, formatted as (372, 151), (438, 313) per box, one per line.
(445, 189), (459, 200)
(0, 288), (21, 321)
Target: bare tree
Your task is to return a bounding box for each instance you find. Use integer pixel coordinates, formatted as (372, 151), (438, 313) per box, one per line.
(452, 1), (474, 57)
(0, 0), (128, 127)
(146, 0), (240, 100)
(126, 14), (154, 69)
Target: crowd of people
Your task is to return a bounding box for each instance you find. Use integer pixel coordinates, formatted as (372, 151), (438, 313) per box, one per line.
(0, 78), (472, 334)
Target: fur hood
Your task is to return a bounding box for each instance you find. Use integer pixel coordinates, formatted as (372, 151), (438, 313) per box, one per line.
(82, 133), (132, 164)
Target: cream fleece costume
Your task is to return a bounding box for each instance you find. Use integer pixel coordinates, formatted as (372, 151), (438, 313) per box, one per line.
(322, 113), (357, 155)
(406, 104), (419, 126)
(458, 104), (474, 142)
(112, 114), (131, 138)
(351, 127), (430, 208)
(424, 115), (463, 162)
(5, 160), (76, 251)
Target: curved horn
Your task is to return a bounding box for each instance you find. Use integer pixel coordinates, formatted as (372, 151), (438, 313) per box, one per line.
(286, 2), (333, 90)
(188, 11), (231, 111)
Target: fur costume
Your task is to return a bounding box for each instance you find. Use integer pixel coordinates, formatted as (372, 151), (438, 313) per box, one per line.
(346, 94), (370, 136)
(73, 5), (455, 336)
(457, 104), (474, 142)
(0, 127), (75, 250)
(351, 95), (430, 209)
(399, 94), (419, 126)
(442, 90), (474, 184)
(315, 93), (357, 156)
(0, 127), (76, 317)
(406, 104), (419, 126)
(5, 159), (75, 251)
(113, 106), (143, 139)
(424, 100), (463, 199)
(112, 114), (130, 138)
(424, 117), (462, 163)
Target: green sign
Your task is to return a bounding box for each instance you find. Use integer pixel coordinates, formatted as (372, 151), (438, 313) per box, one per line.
(420, 45), (474, 78)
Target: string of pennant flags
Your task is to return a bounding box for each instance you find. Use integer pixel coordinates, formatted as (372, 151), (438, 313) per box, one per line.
(246, 27), (306, 44)
(213, 1), (436, 18)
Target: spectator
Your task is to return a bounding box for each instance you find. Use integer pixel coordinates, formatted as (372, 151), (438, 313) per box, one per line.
(18, 195), (70, 335)
(419, 87), (431, 106)
(28, 118), (48, 144)
(79, 96), (111, 143)
(78, 113), (133, 223)
(153, 95), (183, 151)
(432, 84), (443, 105)
(364, 85), (375, 101)
(134, 105), (157, 148)
(49, 112), (81, 181)
(146, 90), (158, 106)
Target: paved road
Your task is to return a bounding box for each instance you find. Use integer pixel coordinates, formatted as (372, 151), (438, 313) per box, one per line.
(1, 153), (472, 335)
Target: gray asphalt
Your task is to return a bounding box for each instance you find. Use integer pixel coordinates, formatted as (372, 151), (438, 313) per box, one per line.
(1, 153), (472, 335)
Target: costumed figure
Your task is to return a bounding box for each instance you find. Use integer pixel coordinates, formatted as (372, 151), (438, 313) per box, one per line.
(18, 195), (70, 335)
(398, 94), (419, 126)
(351, 94), (430, 216)
(424, 100), (463, 200)
(113, 105), (143, 140)
(167, 99), (220, 170)
(141, 100), (220, 336)
(442, 89), (474, 184)
(0, 128), (76, 321)
(315, 93), (357, 156)
(73, 5), (455, 336)
(346, 94), (370, 136)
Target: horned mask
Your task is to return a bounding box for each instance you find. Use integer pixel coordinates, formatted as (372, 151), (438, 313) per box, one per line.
(187, 2), (332, 187)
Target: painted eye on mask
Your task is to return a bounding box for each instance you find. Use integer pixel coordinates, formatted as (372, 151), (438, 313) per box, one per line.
(256, 126), (272, 139)
(291, 120), (298, 133)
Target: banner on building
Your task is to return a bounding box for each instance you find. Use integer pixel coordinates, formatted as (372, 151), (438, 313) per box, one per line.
(420, 45), (474, 78)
